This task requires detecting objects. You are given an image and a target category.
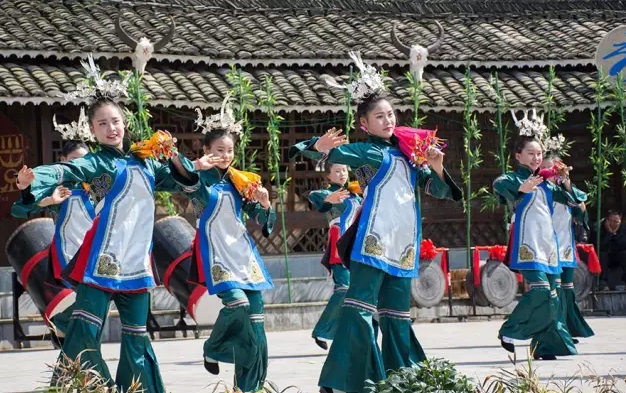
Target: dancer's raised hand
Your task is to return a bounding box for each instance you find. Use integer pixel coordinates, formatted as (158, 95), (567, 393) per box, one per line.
(314, 128), (347, 153)
(17, 165), (35, 190)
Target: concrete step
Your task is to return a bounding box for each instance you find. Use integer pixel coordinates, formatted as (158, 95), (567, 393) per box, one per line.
(264, 277), (333, 304)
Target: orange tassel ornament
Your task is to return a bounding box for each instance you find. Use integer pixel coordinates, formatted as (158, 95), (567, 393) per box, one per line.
(130, 130), (178, 160)
(228, 167), (262, 200)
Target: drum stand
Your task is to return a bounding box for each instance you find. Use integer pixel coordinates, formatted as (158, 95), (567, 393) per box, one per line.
(11, 272), (62, 349)
(147, 306), (200, 340)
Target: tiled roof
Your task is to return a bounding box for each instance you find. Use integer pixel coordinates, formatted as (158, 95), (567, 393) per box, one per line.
(99, 0), (626, 16)
(0, 0), (622, 65)
(0, 59), (608, 112)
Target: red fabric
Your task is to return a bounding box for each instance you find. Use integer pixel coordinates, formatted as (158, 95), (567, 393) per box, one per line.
(187, 285), (206, 321)
(437, 248), (450, 291)
(50, 239), (63, 280)
(194, 231), (206, 284)
(44, 288), (74, 322)
(577, 243), (602, 274)
(69, 216), (100, 283)
(20, 249), (49, 288)
(328, 225), (342, 265)
(163, 250), (192, 291)
(472, 248), (481, 286)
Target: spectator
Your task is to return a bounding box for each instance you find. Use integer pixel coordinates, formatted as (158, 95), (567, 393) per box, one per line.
(589, 210), (626, 289)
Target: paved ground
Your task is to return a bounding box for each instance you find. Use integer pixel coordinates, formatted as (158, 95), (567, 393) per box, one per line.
(1, 317), (625, 393)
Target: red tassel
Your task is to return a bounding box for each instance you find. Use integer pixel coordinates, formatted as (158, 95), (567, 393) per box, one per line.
(473, 248), (481, 286)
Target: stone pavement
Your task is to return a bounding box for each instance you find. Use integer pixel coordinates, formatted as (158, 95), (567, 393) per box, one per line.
(1, 317), (625, 393)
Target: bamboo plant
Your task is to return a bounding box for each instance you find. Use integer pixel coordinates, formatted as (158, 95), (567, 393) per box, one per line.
(611, 72), (626, 186)
(542, 66), (566, 137)
(584, 71), (623, 257)
(461, 69), (487, 269)
(259, 76), (293, 303)
(123, 69), (177, 216)
(226, 66), (259, 173)
(406, 71), (427, 209)
(481, 72), (512, 236)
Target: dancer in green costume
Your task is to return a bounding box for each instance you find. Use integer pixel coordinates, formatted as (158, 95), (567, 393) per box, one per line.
(309, 164), (362, 350)
(496, 110), (583, 360)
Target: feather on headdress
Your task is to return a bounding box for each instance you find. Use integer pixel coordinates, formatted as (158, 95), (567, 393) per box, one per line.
(510, 108), (548, 140)
(321, 51), (386, 102)
(62, 54), (130, 103)
(195, 93), (243, 135)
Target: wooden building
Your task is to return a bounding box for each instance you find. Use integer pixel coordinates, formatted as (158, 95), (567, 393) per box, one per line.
(1, 0), (625, 267)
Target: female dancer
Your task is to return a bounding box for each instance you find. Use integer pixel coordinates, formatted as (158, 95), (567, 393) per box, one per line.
(289, 52), (461, 393)
(13, 140), (92, 340)
(172, 101), (275, 393)
(15, 97), (185, 392)
(539, 146), (594, 342)
(309, 164), (362, 350)
(495, 111), (582, 360)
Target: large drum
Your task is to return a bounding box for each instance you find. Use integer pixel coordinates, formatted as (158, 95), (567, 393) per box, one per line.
(411, 260), (446, 308)
(152, 216), (219, 325)
(5, 218), (76, 329)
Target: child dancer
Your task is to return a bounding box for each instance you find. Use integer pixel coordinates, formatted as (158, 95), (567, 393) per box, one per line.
(13, 138), (92, 341)
(309, 164), (362, 350)
(539, 141), (594, 342)
(15, 82), (185, 391)
(495, 111), (581, 360)
(290, 52), (461, 393)
(172, 97), (275, 393)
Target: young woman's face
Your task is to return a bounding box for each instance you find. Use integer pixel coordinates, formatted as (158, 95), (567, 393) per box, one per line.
(60, 147), (89, 162)
(89, 104), (125, 149)
(359, 99), (396, 139)
(203, 135), (234, 169)
(515, 141), (543, 172)
(327, 164), (349, 186)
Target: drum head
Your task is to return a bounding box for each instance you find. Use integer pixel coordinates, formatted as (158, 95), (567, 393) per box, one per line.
(411, 260), (445, 308)
(481, 260), (519, 308)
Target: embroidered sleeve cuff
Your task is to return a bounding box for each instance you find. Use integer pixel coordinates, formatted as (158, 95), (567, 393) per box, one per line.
(256, 206), (276, 237)
(424, 168), (462, 201)
(570, 184), (587, 203)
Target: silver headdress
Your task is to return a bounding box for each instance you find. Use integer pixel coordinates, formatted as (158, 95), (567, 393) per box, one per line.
(195, 93), (243, 135)
(321, 51), (386, 102)
(543, 134), (571, 157)
(510, 109), (548, 140)
(53, 107), (96, 143)
(62, 54), (130, 103)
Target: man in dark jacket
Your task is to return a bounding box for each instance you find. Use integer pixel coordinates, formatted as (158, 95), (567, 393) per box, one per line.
(589, 210), (626, 289)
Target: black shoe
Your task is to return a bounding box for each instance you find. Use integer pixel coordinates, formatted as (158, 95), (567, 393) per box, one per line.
(499, 336), (515, 353)
(320, 387), (333, 393)
(204, 360), (219, 375)
(533, 354), (557, 361)
(573, 338), (579, 344)
(313, 336), (328, 350)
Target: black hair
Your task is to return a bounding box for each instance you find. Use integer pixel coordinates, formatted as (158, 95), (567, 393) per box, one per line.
(61, 141), (89, 157)
(355, 91), (390, 124)
(607, 210), (623, 218)
(87, 98), (123, 125)
(203, 127), (237, 148)
(513, 136), (543, 154)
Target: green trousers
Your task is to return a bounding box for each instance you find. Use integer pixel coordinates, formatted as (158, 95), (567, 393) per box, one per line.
(561, 267), (594, 338)
(319, 262), (425, 393)
(51, 303), (75, 337)
(313, 264), (350, 341)
(54, 284), (164, 393)
(499, 271), (576, 357)
(204, 289), (267, 393)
